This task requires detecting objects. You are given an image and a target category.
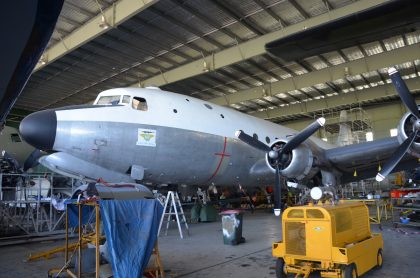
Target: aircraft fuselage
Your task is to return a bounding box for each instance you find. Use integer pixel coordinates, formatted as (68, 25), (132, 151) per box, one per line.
(20, 87), (332, 186)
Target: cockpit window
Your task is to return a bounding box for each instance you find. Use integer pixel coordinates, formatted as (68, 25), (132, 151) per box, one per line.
(122, 95), (131, 104)
(97, 95), (121, 105)
(132, 97), (148, 111)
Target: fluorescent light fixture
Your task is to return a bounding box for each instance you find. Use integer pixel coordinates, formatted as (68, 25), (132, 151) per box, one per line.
(39, 54), (47, 65)
(99, 15), (110, 30)
(202, 61), (209, 72)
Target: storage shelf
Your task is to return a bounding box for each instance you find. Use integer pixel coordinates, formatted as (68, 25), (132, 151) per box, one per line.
(393, 206), (420, 211)
(391, 197), (420, 228)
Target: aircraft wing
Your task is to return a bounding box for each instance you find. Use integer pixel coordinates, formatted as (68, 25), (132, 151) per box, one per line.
(324, 137), (418, 183)
(0, 0), (63, 127)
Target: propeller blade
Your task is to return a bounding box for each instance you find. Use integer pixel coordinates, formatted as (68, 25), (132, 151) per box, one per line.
(23, 149), (43, 171)
(281, 118), (325, 153)
(389, 67), (420, 119)
(274, 165), (281, 213)
(376, 130), (418, 182)
(235, 130), (271, 152)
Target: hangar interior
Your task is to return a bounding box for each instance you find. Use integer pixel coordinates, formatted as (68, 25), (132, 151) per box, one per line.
(1, 0), (420, 277)
(9, 0), (420, 137)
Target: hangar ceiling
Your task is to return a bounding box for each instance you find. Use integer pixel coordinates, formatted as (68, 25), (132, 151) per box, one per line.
(8, 0), (420, 127)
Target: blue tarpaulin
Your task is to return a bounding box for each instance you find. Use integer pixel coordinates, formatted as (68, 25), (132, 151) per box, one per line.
(99, 199), (163, 278)
(66, 200), (96, 228)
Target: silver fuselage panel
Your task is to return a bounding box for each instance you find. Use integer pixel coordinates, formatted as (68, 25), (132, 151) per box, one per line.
(37, 88), (332, 186)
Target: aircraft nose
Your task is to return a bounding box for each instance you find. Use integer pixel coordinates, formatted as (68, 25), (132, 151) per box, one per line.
(19, 110), (57, 150)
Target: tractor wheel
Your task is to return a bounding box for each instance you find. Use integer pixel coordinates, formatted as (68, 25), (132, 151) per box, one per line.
(343, 263), (358, 278)
(376, 249), (383, 269)
(275, 258), (287, 278)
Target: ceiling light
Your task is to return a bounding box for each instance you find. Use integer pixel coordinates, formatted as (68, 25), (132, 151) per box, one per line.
(39, 55), (47, 65)
(202, 61), (209, 72)
(99, 15), (110, 30)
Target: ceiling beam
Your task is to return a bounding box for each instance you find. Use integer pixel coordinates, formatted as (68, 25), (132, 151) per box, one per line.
(149, 7), (224, 49)
(34, 0), (159, 72)
(288, 0), (310, 19)
(210, 43), (420, 106)
(212, 0), (265, 35)
(171, 0), (241, 43)
(129, 0), (389, 88)
(250, 76), (420, 120)
(253, 0), (288, 27)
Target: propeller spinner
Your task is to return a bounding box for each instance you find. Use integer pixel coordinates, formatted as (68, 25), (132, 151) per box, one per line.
(376, 67), (419, 181)
(235, 117), (325, 214)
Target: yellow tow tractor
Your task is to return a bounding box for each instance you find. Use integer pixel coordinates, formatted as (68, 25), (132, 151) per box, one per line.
(272, 201), (383, 278)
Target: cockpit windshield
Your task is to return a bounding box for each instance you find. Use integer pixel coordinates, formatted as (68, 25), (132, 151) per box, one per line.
(122, 95), (131, 104)
(94, 94), (147, 109)
(95, 95), (132, 106)
(96, 95), (121, 105)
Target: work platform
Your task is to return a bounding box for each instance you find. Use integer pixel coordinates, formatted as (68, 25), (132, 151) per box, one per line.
(0, 173), (77, 242)
(41, 198), (164, 278)
(341, 199), (390, 225)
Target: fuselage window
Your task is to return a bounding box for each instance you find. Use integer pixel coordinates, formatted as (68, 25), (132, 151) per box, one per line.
(122, 95), (131, 104)
(204, 103), (213, 110)
(265, 136), (270, 144)
(132, 97), (148, 111)
(253, 133), (258, 140)
(97, 95), (121, 105)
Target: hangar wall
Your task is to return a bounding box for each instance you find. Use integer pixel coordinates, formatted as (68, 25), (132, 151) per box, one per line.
(0, 126), (34, 164)
(283, 102), (407, 142)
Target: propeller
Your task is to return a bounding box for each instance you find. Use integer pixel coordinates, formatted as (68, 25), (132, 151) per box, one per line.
(23, 149), (44, 171)
(389, 67), (420, 118)
(235, 117), (325, 213)
(376, 67), (419, 181)
(282, 118), (326, 153)
(235, 131), (270, 152)
(273, 161), (283, 216)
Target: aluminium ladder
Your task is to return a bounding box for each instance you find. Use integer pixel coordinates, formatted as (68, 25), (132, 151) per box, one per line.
(158, 191), (189, 239)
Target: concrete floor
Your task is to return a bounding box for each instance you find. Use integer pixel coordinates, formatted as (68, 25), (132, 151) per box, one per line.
(0, 211), (419, 278)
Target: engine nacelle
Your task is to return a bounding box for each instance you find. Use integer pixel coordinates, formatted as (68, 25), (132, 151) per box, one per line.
(265, 139), (317, 180)
(397, 112), (420, 158)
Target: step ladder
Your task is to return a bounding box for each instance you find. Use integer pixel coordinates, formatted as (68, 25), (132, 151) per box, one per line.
(158, 191), (189, 239)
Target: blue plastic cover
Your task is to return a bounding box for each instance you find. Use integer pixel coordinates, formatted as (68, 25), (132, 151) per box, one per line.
(99, 199), (163, 278)
(66, 201), (96, 228)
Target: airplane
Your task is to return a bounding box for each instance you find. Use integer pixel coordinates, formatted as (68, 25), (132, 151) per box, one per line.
(18, 67), (420, 212)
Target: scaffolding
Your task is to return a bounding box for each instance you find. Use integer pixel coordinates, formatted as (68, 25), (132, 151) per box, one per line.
(318, 107), (373, 145)
(0, 173), (79, 241)
(338, 178), (396, 199)
(48, 201), (102, 278)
